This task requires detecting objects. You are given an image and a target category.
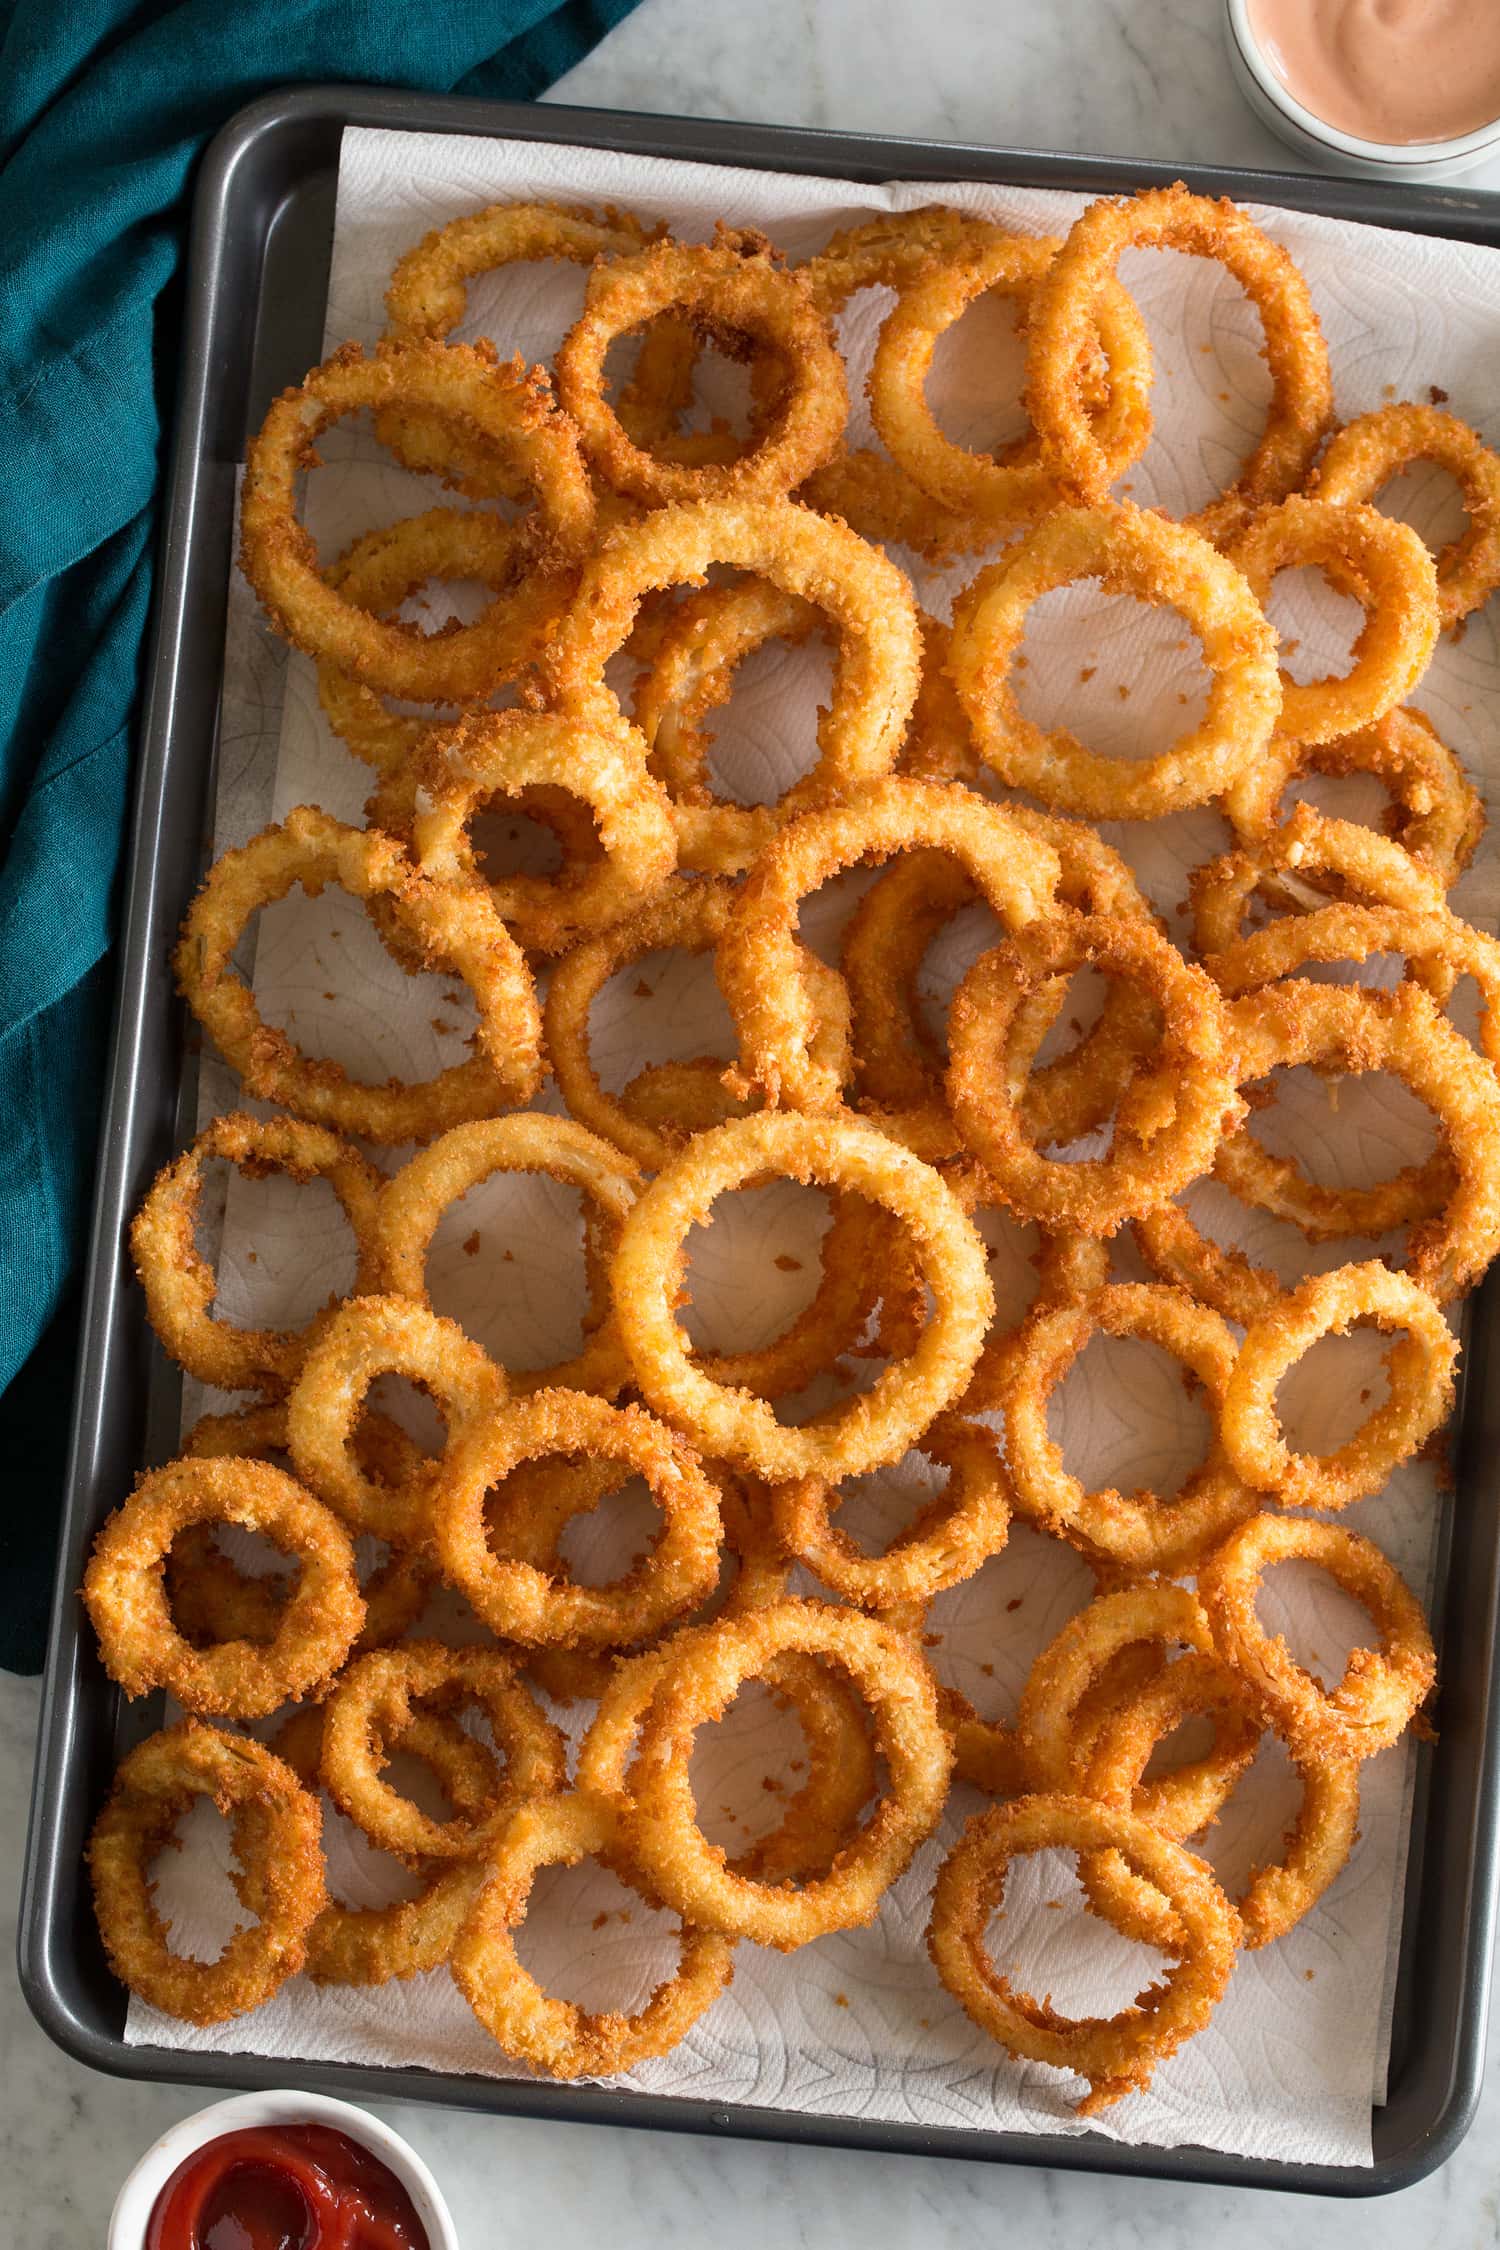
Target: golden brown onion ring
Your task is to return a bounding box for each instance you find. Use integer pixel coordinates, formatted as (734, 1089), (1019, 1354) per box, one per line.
(927, 1792), (1238, 2114)
(947, 500), (1281, 818)
(1198, 1513), (1436, 1758)
(1024, 182), (1333, 544)
(1228, 495), (1439, 746)
(83, 1456), (363, 1717)
(88, 1721), (325, 2024)
(611, 1113), (994, 1482)
(1312, 401), (1500, 628)
(174, 807), (543, 1140)
(377, 1114), (640, 1398)
(622, 1599), (952, 1950)
(130, 1112), (386, 1397)
(239, 341), (593, 691)
(1220, 1261), (1458, 1511)
(556, 233), (848, 506)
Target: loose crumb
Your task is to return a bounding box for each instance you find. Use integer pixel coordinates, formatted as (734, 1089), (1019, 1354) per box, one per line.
(501, 1249), (514, 1263)
(1006, 1595), (1024, 1613)
(1429, 384), (1449, 404)
(1304, 1968), (1315, 1982)
(245, 1249), (258, 1266)
(323, 990), (336, 1002)
(592, 1911), (610, 1930)
(1015, 653), (1029, 670)
(761, 1775), (785, 1795)
(1281, 636), (1301, 659)
(431, 1018), (453, 1037)
(922, 1631), (944, 1649)
(979, 1662), (995, 1679)
(773, 1253), (803, 1272)
(1079, 665), (1096, 684)
(461, 1230), (481, 1258)
(1382, 381), (1397, 399)
(633, 978), (653, 999)
(1116, 683), (1130, 701)
(834, 1993), (849, 2009)
(1045, 1900), (1065, 1912)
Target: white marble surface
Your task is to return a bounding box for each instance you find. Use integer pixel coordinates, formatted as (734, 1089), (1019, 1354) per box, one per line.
(9, 0), (1500, 2240)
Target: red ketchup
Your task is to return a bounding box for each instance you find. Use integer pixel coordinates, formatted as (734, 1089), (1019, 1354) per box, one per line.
(144, 2123), (433, 2250)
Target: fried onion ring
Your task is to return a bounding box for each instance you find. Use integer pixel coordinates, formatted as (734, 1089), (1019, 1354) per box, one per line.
(1221, 705), (1483, 890)
(717, 778), (1062, 1115)
(239, 342), (593, 690)
(840, 807), (1162, 1153)
(611, 1114), (994, 1481)
(772, 1418), (1014, 1610)
(270, 1703), (500, 1987)
(370, 707), (677, 960)
(377, 1114), (639, 1397)
(622, 1599), (952, 1949)
(1313, 401), (1500, 628)
(542, 499), (923, 813)
(174, 807), (543, 1138)
(545, 875), (844, 1170)
(169, 1404), (434, 1656)
(83, 1456), (362, 1717)
(993, 1281), (1257, 1573)
(88, 1721), (325, 2023)
(577, 1627), (877, 1884)
(926, 1793), (1238, 2114)
(947, 500), (1281, 817)
(314, 510), (564, 771)
(287, 1293), (507, 1542)
(1197, 1513), (1436, 1758)
(130, 1112), (387, 1397)
(452, 1790), (736, 2076)
(430, 1390), (724, 1649)
(1228, 495), (1440, 746)
(378, 199), (689, 490)
(1221, 1262), (1458, 1511)
(869, 232), (1151, 530)
(556, 233), (848, 506)
(947, 910), (1242, 1234)
(319, 1640), (567, 1861)
(1079, 1653), (1362, 1953)
(1024, 183), (1333, 543)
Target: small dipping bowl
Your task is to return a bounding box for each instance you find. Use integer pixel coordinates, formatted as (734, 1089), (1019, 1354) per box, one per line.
(106, 2088), (460, 2250)
(1225, 0), (1500, 182)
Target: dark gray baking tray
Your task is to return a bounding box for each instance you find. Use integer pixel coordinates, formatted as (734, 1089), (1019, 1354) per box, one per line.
(18, 83), (1500, 2198)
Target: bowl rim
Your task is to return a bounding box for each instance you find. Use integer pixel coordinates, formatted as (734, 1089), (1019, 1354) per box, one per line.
(105, 2087), (460, 2250)
(1225, 0), (1500, 163)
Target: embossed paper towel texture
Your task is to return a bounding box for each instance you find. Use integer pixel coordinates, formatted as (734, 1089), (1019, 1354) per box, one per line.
(129, 126), (1500, 2167)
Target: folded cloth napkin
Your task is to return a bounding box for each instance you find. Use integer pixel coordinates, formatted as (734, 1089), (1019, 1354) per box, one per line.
(0, 0), (641, 1673)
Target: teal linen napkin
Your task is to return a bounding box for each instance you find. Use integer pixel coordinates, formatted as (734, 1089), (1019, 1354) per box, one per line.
(0, 0), (641, 1671)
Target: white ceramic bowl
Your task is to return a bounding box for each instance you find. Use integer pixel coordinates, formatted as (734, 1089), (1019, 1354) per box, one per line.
(106, 2088), (459, 2250)
(1224, 0), (1500, 183)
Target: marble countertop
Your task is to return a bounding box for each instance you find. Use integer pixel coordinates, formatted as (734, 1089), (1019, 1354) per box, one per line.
(9, 1), (1500, 2241)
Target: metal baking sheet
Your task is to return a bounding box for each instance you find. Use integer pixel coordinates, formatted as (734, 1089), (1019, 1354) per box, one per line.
(18, 84), (1500, 2197)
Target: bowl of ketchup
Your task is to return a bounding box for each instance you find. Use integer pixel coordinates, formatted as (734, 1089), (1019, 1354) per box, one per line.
(1225, 0), (1500, 181)
(107, 2091), (458, 2250)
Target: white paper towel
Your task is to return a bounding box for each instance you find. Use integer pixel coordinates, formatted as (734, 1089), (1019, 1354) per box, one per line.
(126, 124), (1500, 2169)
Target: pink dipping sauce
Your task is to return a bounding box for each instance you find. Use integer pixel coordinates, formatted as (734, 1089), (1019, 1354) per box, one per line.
(1247, 0), (1500, 145)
